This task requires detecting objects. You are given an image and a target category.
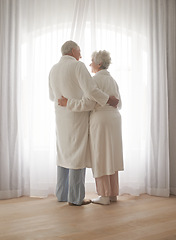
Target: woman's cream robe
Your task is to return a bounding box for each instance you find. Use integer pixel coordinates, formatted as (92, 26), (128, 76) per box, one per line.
(49, 56), (108, 169)
(67, 70), (124, 178)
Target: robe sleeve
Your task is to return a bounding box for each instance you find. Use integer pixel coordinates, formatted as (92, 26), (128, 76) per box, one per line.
(67, 97), (96, 112)
(118, 92), (122, 110)
(48, 72), (54, 101)
(75, 61), (109, 106)
(115, 81), (122, 110)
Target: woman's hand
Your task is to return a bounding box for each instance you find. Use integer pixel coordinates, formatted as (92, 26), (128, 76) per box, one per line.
(58, 96), (68, 107)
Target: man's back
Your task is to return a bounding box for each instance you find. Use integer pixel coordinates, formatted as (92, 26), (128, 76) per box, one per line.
(49, 55), (91, 169)
(49, 55), (85, 103)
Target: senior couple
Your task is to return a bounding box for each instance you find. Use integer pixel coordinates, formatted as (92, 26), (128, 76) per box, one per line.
(49, 40), (124, 206)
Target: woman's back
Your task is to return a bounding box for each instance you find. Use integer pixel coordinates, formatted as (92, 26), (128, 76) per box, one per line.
(92, 69), (121, 111)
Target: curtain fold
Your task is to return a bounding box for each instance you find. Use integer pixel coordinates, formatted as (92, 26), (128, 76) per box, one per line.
(0, 0), (23, 199)
(0, 0), (175, 199)
(167, 0), (176, 195)
(146, 0), (170, 196)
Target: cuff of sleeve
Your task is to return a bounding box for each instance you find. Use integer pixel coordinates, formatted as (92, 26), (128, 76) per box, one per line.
(99, 94), (109, 106)
(66, 99), (71, 110)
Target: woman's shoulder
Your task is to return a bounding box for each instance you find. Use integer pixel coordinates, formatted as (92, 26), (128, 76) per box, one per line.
(98, 69), (110, 75)
(93, 70), (108, 79)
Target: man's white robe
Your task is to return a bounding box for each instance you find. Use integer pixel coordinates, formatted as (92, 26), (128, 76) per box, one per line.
(49, 55), (108, 169)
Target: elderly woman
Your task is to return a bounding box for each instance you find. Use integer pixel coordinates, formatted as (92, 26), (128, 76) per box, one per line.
(59, 50), (124, 205)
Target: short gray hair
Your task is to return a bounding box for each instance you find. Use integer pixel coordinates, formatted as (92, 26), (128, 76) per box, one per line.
(61, 40), (79, 55)
(92, 50), (111, 69)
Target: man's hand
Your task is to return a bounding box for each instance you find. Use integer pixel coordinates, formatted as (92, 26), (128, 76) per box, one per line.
(107, 96), (119, 108)
(58, 96), (68, 107)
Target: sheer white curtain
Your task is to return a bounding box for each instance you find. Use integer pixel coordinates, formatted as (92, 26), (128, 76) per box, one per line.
(0, 0), (175, 199)
(0, 0), (23, 198)
(167, 1), (176, 195)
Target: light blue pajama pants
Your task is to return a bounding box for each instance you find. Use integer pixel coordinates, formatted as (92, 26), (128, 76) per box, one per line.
(56, 166), (86, 205)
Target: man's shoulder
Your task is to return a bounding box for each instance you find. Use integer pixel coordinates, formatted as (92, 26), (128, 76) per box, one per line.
(75, 61), (87, 71)
(49, 62), (59, 74)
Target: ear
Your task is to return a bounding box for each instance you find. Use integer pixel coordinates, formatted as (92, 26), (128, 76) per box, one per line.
(71, 48), (75, 55)
(98, 63), (102, 69)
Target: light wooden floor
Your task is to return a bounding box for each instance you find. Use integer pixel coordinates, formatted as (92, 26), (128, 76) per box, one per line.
(0, 193), (176, 240)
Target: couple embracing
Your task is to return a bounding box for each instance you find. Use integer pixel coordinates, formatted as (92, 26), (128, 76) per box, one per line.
(49, 40), (124, 206)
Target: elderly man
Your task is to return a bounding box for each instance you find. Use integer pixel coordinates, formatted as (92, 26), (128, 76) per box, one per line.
(49, 40), (118, 206)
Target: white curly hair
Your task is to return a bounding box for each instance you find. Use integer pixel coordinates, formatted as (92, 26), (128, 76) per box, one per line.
(91, 50), (111, 69)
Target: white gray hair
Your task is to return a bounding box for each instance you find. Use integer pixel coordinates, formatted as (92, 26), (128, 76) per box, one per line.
(61, 40), (79, 55)
(92, 50), (111, 69)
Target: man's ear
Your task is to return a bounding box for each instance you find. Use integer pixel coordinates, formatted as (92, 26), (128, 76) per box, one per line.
(71, 48), (75, 56)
